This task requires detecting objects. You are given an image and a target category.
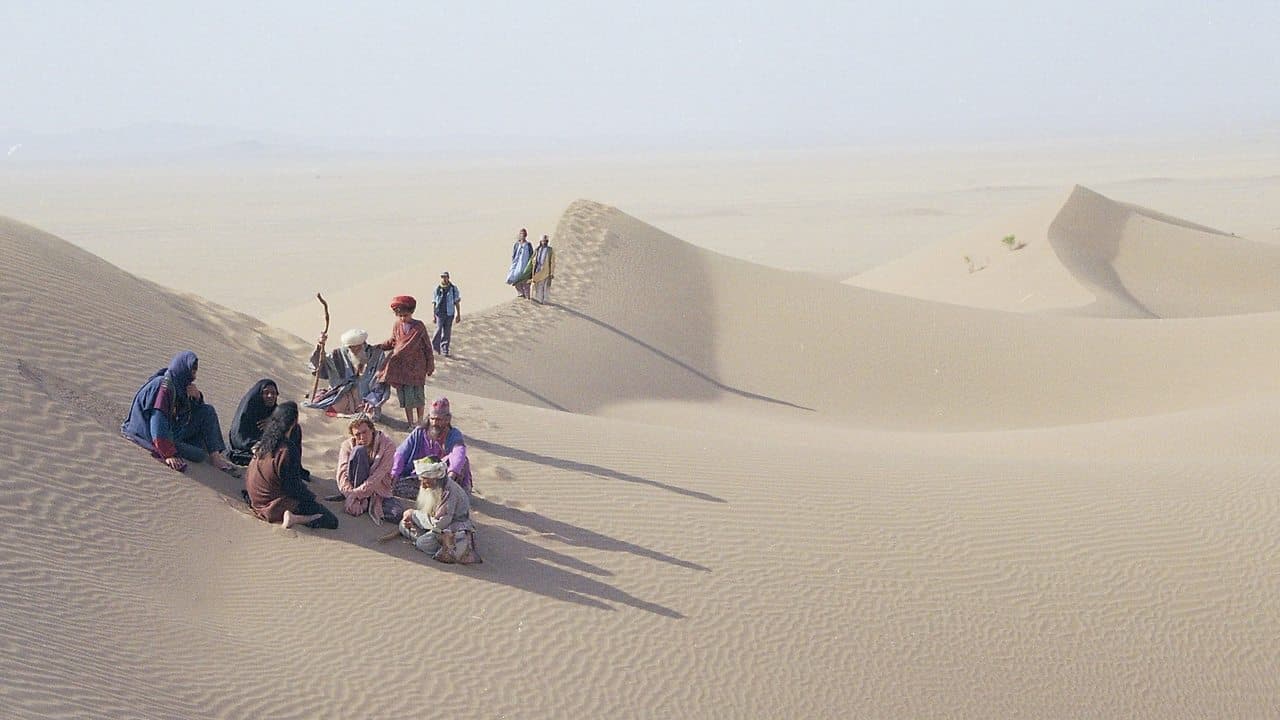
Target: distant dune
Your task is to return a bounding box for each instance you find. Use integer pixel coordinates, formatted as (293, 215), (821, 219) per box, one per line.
(849, 185), (1280, 318)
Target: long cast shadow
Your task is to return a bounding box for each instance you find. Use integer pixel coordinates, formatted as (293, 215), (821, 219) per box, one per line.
(159, 448), (685, 618)
(469, 437), (726, 504)
(475, 497), (710, 572)
(550, 303), (814, 411)
(447, 357), (569, 412)
(466, 525), (685, 619)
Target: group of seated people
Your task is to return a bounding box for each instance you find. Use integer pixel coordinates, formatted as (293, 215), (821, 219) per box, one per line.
(121, 349), (481, 565)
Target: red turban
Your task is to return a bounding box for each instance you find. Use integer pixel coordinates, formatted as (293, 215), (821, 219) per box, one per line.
(429, 397), (451, 418)
(390, 295), (417, 312)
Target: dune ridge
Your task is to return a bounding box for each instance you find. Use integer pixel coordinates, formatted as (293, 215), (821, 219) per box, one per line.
(420, 200), (1280, 431)
(850, 185), (1280, 318)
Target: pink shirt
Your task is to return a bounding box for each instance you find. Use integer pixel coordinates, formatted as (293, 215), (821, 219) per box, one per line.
(336, 430), (398, 517)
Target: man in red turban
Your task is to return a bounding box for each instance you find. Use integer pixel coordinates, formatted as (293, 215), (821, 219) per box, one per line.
(377, 295), (434, 424)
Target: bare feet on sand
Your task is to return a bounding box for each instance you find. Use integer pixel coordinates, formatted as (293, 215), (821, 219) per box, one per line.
(282, 510), (322, 529)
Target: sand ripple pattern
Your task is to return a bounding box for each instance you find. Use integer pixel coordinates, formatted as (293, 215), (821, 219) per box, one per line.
(5, 206), (1280, 718)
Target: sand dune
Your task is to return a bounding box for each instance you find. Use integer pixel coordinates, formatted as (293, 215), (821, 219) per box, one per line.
(418, 200), (1280, 430)
(3, 175), (1280, 719)
(850, 185), (1280, 318)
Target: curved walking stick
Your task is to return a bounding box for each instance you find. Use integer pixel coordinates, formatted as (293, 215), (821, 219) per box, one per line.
(310, 293), (330, 401)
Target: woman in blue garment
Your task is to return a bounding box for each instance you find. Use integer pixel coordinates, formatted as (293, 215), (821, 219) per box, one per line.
(121, 350), (239, 475)
(506, 228), (534, 299)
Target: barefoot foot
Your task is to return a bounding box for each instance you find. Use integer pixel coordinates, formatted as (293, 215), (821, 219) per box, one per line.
(282, 510), (322, 529)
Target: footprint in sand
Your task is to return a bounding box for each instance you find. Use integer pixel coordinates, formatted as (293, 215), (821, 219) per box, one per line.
(489, 466), (516, 483)
(18, 359), (127, 434)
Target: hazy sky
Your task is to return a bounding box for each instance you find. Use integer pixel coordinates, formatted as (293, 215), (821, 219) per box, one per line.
(4, 1), (1277, 147)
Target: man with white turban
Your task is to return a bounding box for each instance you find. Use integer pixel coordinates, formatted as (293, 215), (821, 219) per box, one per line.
(399, 457), (481, 564)
(305, 327), (390, 418)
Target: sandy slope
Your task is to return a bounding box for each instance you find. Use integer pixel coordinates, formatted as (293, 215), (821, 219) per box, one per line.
(2, 185), (1280, 720)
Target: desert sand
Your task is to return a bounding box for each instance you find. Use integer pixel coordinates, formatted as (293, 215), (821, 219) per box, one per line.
(2, 136), (1279, 718)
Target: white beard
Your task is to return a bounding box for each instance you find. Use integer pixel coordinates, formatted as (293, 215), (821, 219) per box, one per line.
(341, 345), (368, 372)
(417, 485), (444, 517)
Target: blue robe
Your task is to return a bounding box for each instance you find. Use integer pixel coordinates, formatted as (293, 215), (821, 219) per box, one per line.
(506, 240), (533, 284)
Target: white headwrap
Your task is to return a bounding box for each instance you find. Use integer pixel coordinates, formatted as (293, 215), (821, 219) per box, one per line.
(413, 457), (448, 480)
(340, 328), (367, 347)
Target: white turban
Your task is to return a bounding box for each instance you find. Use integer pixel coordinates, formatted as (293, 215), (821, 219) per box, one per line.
(414, 457), (448, 480)
(340, 328), (367, 347)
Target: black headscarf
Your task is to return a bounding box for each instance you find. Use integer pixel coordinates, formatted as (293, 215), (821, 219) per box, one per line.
(229, 378), (278, 454)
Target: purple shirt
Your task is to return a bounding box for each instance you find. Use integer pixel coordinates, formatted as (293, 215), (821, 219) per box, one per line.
(391, 425), (472, 494)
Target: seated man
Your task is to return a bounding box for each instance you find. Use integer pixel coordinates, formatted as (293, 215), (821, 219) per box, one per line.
(305, 328), (389, 419)
(331, 415), (402, 523)
(389, 397), (473, 499)
(399, 457), (481, 564)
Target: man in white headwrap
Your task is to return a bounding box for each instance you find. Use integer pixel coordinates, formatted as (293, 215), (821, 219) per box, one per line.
(305, 328), (390, 418)
(399, 457), (481, 564)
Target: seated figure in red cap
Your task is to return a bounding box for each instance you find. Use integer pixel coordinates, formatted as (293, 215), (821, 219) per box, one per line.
(376, 295), (434, 425)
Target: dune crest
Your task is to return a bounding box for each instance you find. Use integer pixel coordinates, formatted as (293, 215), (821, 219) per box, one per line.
(1047, 185), (1280, 317)
(850, 185), (1280, 318)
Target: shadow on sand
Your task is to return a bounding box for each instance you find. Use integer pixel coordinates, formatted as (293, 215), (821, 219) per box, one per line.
(469, 437), (727, 505)
(447, 357), (569, 412)
(476, 497), (709, 572)
(550, 303), (814, 412)
(181, 452), (690, 619)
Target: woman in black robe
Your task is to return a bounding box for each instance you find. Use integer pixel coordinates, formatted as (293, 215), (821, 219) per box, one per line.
(227, 379), (310, 480)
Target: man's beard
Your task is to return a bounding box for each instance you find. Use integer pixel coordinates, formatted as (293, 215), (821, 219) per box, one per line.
(427, 424), (445, 441)
(417, 485), (443, 516)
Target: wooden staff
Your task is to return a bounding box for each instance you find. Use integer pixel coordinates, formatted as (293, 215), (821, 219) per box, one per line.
(310, 293), (329, 401)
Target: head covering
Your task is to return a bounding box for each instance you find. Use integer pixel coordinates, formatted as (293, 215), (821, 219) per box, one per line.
(440, 271), (450, 278)
(229, 379), (278, 454)
(391, 295), (416, 312)
(540, 234), (550, 243)
(340, 328), (367, 347)
(414, 457), (448, 480)
(166, 350), (198, 392)
(428, 397), (451, 419)
(121, 351), (199, 449)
